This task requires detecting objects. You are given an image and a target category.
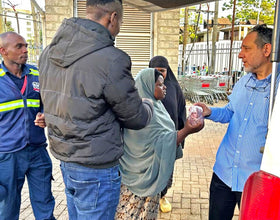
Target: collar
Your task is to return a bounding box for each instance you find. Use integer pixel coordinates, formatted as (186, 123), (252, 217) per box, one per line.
(246, 72), (271, 89)
(1, 61), (29, 78)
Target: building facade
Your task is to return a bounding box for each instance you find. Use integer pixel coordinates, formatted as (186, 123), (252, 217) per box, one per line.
(44, 0), (180, 75)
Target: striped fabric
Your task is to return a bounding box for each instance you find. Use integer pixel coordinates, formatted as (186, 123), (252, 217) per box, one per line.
(0, 68), (40, 112)
(26, 99), (40, 108)
(29, 68), (39, 76)
(0, 99), (24, 112)
(0, 68), (39, 77)
(0, 69), (6, 76)
(0, 99), (40, 112)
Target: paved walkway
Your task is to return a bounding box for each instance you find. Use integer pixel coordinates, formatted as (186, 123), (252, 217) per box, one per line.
(20, 101), (239, 220)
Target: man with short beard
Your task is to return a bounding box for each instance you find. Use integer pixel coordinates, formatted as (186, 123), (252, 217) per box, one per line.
(196, 24), (280, 220)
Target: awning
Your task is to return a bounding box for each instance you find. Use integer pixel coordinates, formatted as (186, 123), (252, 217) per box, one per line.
(123, 0), (215, 12)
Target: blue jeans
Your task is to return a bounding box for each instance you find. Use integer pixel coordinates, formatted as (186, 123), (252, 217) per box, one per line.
(209, 172), (242, 220)
(0, 145), (55, 220)
(60, 162), (121, 220)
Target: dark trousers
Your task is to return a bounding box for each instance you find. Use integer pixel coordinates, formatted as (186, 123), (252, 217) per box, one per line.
(209, 173), (242, 220)
(0, 146), (55, 220)
(161, 173), (173, 198)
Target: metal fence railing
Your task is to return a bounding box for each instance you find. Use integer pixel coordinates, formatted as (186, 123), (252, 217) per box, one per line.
(178, 40), (243, 75)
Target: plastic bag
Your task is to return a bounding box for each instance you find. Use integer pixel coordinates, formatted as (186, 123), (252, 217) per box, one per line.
(188, 106), (203, 126)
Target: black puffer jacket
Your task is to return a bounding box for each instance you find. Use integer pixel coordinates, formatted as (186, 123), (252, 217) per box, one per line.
(39, 18), (153, 168)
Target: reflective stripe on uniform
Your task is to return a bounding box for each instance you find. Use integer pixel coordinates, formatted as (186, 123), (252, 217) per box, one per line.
(0, 99), (40, 112)
(0, 68), (38, 76)
(26, 99), (40, 107)
(29, 68), (39, 76)
(0, 69), (6, 77)
(0, 99), (24, 112)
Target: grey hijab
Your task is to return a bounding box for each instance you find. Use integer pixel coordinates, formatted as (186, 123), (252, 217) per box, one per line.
(120, 68), (180, 197)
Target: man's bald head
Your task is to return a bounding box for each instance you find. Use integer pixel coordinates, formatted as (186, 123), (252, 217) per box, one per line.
(0, 31), (18, 47)
(0, 32), (23, 48)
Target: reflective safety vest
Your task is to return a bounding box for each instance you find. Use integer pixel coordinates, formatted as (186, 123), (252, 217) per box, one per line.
(0, 64), (47, 153)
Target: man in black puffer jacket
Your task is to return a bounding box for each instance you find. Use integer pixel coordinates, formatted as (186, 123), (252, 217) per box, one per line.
(39, 0), (153, 219)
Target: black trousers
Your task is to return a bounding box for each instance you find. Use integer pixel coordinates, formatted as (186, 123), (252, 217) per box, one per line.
(161, 173), (173, 198)
(209, 172), (242, 220)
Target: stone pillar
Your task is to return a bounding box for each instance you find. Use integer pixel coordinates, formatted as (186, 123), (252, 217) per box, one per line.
(44, 0), (73, 46)
(153, 9), (180, 75)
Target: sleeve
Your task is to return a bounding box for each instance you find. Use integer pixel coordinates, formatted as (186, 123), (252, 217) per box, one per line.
(177, 85), (186, 130)
(176, 85), (186, 149)
(206, 76), (246, 123)
(103, 53), (153, 130)
(207, 102), (233, 123)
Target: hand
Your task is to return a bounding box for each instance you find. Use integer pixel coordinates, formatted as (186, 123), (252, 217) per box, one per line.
(34, 112), (46, 128)
(177, 114), (204, 145)
(184, 116), (204, 134)
(194, 102), (211, 117)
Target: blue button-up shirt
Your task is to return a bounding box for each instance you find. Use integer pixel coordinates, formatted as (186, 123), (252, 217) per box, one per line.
(208, 72), (280, 192)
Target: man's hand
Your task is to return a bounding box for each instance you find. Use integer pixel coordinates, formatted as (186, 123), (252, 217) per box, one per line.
(34, 112), (46, 128)
(194, 102), (211, 117)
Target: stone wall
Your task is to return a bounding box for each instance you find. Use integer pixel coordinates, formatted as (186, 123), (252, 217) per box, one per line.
(44, 0), (73, 45)
(153, 9), (180, 75)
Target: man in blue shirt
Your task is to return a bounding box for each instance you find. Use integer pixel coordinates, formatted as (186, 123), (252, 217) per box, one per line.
(196, 24), (280, 220)
(0, 32), (55, 219)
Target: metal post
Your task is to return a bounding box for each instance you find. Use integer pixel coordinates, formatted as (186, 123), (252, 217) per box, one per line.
(268, 0), (280, 123)
(227, 0), (237, 92)
(182, 7), (188, 75)
(0, 0), (4, 33)
(4, 0), (20, 33)
(211, 0), (219, 75)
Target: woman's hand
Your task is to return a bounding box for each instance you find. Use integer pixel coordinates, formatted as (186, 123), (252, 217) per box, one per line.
(194, 102), (211, 117)
(184, 115), (204, 135)
(34, 112), (46, 128)
(177, 116), (204, 145)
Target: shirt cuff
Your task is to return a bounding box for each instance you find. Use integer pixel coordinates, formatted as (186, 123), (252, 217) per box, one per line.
(206, 107), (219, 120)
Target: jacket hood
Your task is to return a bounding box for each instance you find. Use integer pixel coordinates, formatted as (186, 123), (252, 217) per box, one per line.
(47, 18), (114, 68)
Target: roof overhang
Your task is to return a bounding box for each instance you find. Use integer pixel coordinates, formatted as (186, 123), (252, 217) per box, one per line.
(123, 0), (215, 12)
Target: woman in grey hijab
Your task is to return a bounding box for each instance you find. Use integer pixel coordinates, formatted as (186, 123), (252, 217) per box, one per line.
(149, 56), (187, 212)
(115, 68), (204, 219)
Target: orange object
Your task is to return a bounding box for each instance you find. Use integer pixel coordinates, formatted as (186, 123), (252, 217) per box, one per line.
(239, 170), (280, 220)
